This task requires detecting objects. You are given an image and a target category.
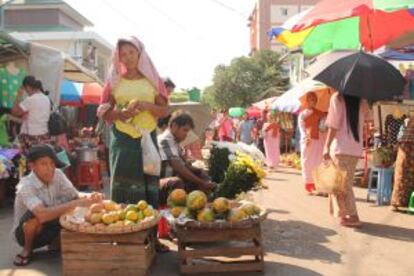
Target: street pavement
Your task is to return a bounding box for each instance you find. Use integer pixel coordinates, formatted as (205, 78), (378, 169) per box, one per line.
(0, 166), (413, 276)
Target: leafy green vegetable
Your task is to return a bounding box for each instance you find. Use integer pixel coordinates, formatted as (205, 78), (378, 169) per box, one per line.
(208, 146), (230, 183)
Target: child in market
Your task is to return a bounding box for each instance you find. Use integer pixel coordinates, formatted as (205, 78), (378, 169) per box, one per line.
(12, 144), (103, 266)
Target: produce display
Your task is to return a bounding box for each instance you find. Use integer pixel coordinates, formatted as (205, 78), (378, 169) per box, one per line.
(60, 199), (160, 234)
(208, 146), (231, 183)
(167, 189), (263, 224)
(214, 152), (266, 199)
(281, 153), (301, 170)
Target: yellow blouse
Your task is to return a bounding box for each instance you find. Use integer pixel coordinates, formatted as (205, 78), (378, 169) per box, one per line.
(113, 78), (158, 138)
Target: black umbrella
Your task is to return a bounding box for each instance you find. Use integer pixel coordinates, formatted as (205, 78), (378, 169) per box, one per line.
(312, 51), (405, 101)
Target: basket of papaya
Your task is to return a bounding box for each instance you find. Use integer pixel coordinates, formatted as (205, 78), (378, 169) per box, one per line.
(163, 189), (267, 229)
(60, 199), (160, 234)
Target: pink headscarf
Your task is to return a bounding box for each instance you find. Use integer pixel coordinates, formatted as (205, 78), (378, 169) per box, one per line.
(99, 36), (168, 114)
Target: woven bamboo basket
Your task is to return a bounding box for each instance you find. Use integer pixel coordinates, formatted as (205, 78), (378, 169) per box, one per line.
(60, 208), (160, 234)
(164, 202), (268, 230)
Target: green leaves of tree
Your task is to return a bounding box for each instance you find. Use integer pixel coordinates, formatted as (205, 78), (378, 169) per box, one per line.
(202, 50), (289, 109)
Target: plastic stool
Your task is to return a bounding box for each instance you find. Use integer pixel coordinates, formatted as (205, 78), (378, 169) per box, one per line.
(367, 169), (378, 202)
(408, 191), (414, 214)
(367, 167), (394, 205)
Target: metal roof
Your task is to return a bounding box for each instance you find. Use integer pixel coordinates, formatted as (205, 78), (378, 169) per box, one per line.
(0, 31), (28, 62)
(0, 31), (101, 83)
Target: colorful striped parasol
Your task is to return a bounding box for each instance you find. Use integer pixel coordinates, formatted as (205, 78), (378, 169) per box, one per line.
(60, 80), (103, 106)
(269, 0), (414, 57)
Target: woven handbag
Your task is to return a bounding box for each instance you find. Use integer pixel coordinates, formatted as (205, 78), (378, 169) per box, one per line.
(312, 161), (347, 195)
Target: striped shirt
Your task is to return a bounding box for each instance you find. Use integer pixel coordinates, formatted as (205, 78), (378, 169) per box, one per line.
(158, 129), (186, 178)
(12, 169), (79, 236)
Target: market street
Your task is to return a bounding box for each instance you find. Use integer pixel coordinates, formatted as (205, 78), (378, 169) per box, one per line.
(1, 165), (413, 276)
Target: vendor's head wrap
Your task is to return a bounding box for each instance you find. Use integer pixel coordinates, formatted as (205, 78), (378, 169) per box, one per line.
(98, 36), (168, 117)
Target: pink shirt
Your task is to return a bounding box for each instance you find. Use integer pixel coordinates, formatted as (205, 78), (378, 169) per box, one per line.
(326, 93), (370, 157)
(218, 118), (233, 139)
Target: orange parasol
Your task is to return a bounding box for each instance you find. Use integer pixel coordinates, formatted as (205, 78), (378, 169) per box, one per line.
(299, 86), (334, 113)
(82, 82), (103, 105)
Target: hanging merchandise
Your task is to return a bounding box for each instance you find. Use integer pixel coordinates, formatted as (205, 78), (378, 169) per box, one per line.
(385, 113), (407, 145)
(0, 114), (10, 146)
(0, 62), (27, 108)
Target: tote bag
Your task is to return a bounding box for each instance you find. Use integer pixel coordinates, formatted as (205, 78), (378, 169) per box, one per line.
(312, 161), (347, 195)
(140, 128), (161, 176)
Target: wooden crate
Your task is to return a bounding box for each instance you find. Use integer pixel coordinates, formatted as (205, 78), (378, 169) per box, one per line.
(61, 228), (155, 276)
(176, 223), (264, 274)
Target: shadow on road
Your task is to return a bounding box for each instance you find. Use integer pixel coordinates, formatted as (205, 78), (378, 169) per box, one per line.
(188, 261), (323, 276)
(355, 222), (414, 242)
(273, 170), (302, 176)
(262, 219), (341, 264)
(265, 177), (287, 182)
(264, 261), (323, 276)
(267, 208), (290, 215)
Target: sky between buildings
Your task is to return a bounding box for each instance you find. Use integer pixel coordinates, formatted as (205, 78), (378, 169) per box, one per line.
(65, 0), (257, 90)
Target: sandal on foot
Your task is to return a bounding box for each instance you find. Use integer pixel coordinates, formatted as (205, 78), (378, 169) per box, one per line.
(391, 205), (399, 212)
(340, 218), (362, 228)
(13, 254), (32, 266)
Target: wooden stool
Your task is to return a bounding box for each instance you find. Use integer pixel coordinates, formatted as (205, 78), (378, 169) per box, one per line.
(76, 161), (102, 190)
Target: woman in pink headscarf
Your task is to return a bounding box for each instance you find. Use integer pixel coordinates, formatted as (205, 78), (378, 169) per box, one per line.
(97, 37), (169, 209)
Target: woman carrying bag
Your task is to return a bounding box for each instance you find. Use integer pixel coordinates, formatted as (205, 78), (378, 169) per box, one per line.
(323, 93), (371, 228)
(97, 36), (169, 206)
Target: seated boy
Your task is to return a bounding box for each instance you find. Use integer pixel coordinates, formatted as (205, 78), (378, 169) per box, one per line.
(158, 112), (216, 205)
(13, 144), (103, 266)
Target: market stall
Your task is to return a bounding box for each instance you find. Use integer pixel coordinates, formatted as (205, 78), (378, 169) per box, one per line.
(372, 101), (414, 145)
(161, 147), (267, 274)
(59, 199), (160, 275)
(0, 32), (103, 205)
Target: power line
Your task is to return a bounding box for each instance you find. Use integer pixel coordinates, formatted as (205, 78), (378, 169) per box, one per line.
(141, 0), (203, 41)
(208, 0), (249, 18)
(100, 0), (146, 36)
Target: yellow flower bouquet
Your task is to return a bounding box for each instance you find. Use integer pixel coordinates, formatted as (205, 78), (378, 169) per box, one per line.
(215, 152), (266, 199)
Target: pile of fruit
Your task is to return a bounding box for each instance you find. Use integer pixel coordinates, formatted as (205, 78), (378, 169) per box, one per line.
(281, 153), (301, 170)
(84, 199), (156, 227)
(168, 189), (262, 223)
